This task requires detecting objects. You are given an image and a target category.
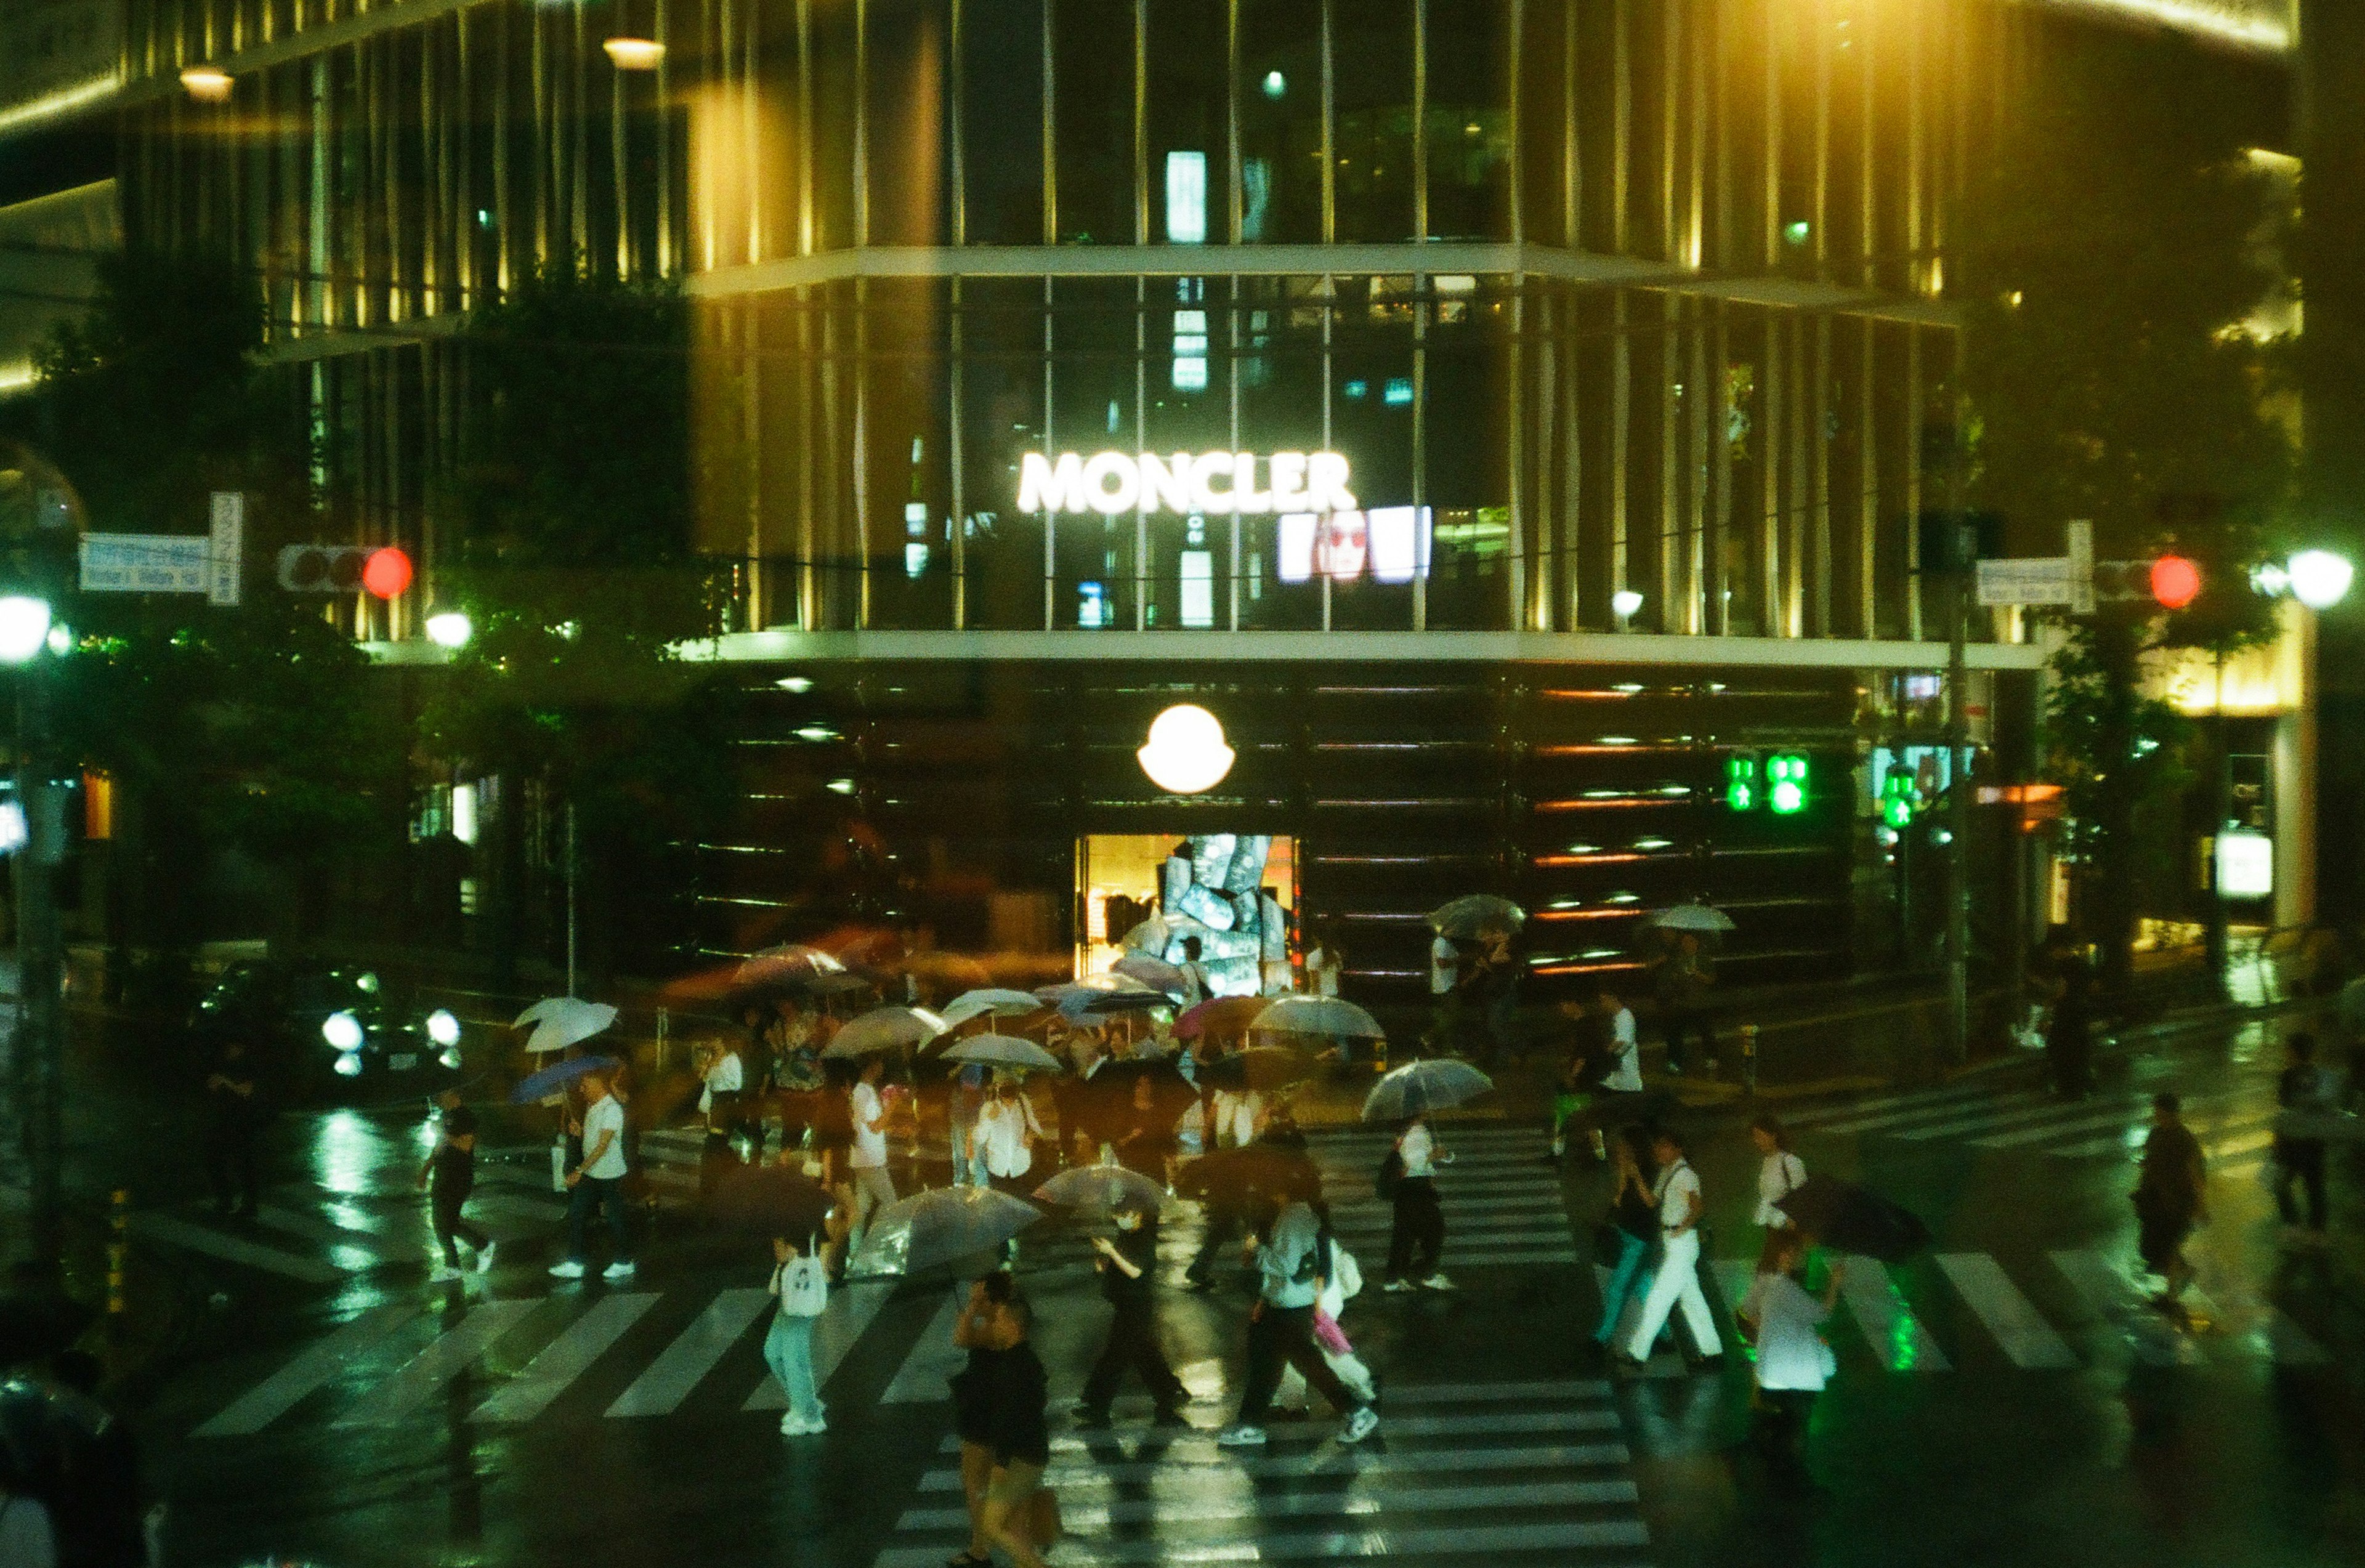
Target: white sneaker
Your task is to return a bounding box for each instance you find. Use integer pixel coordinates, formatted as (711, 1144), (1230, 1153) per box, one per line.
(548, 1259), (586, 1279)
(602, 1260), (637, 1281)
(780, 1413), (825, 1436)
(1341, 1406), (1380, 1445)
(1420, 1273), (1456, 1291)
(474, 1242), (498, 1274)
(1383, 1279), (1415, 1293)
(1215, 1425), (1267, 1447)
(428, 1264), (464, 1283)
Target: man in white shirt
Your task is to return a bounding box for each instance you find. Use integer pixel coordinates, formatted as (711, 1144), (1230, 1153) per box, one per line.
(847, 1056), (896, 1248)
(1429, 934), (1458, 996)
(550, 1068), (635, 1280)
(976, 1077), (1043, 1191)
(699, 1041), (746, 1195)
(1620, 1128), (1721, 1367)
(1598, 987), (1644, 1093)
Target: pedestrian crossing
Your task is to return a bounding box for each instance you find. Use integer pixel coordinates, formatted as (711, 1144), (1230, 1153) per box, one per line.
(869, 1379), (1654, 1568)
(1595, 1243), (2329, 1378)
(1782, 1078), (2283, 1176)
(1306, 1123), (1580, 1271)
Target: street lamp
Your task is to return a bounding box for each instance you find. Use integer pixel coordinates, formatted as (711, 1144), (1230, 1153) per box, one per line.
(2287, 549), (2354, 611)
(425, 608), (473, 650)
(1612, 589), (1644, 631)
(0, 596), (51, 664)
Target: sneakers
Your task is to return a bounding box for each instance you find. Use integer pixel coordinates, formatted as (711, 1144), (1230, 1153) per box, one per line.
(474, 1242), (498, 1274)
(602, 1260), (637, 1281)
(547, 1259), (587, 1279)
(1419, 1273), (1456, 1291)
(1383, 1279), (1416, 1293)
(427, 1263), (464, 1283)
(780, 1413), (826, 1436)
(1340, 1405), (1380, 1445)
(1215, 1425), (1267, 1447)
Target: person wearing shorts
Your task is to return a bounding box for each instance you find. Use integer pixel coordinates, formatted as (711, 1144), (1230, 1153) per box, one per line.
(2133, 1093), (2205, 1312)
(944, 1273), (1014, 1568)
(979, 1290), (1051, 1568)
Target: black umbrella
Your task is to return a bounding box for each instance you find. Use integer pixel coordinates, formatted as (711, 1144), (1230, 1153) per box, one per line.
(1197, 1046), (1307, 1093)
(1095, 1058), (1199, 1118)
(705, 1166), (836, 1240)
(1177, 1142), (1320, 1207)
(1774, 1174), (1932, 1262)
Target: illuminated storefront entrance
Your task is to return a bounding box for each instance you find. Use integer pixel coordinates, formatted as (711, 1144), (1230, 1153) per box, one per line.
(1078, 834), (1299, 993)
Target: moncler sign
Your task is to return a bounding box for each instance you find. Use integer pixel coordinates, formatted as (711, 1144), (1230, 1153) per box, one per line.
(1018, 450), (1357, 517)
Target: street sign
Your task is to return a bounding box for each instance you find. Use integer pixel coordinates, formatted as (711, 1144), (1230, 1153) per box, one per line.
(209, 492), (243, 606)
(1975, 556), (2079, 607)
(78, 533), (213, 593)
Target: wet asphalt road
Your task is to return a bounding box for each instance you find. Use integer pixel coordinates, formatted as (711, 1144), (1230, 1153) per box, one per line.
(88, 1012), (2365, 1568)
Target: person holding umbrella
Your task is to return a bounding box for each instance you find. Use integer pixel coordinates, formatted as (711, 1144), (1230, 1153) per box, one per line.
(1075, 1198), (1188, 1428)
(1381, 1109), (1452, 1293)
(766, 1234), (831, 1436)
(1652, 931), (1718, 1077)
(1736, 1227), (1844, 1487)
(846, 1056), (897, 1255)
(976, 1074), (1045, 1197)
(549, 1066), (634, 1281)
(1619, 1126), (1720, 1368)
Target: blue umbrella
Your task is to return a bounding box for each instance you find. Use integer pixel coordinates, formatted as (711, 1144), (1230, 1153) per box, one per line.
(511, 1054), (621, 1104)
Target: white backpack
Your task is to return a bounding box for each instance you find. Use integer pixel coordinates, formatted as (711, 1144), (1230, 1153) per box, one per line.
(778, 1253), (829, 1318)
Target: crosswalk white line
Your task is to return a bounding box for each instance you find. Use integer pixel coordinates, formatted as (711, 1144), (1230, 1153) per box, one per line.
(1893, 1096), (2143, 1143)
(196, 1306), (424, 1437)
(745, 1277), (897, 1410)
(339, 1299), (541, 1425)
(1784, 1082), (1999, 1128)
(1836, 1256), (1951, 1372)
(2048, 1249), (2197, 1367)
(912, 1441), (1635, 1488)
(2198, 1277), (2330, 1367)
(603, 1287), (771, 1418)
(132, 1213), (344, 1285)
(2050, 1117), (2276, 1163)
(1802, 1090), (2046, 1137)
(874, 1519), (1649, 1568)
(250, 1205), (406, 1270)
(1934, 1253), (2079, 1369)
(472, 1293), (661, 1423)
(895, 1477), (1643, 1532)
(881, 1288), (968, 1404)
(935, 1407), (1623, 1456)
(1973, 1094), (2241, 1150)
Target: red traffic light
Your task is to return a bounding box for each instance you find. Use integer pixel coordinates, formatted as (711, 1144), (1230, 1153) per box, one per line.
(362, 546), (413, 600)
(2150, 554), (2201, 610)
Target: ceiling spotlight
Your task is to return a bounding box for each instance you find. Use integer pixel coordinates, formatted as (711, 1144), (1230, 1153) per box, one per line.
(180, 66), (233, 102)
(602, 36), (665, 70)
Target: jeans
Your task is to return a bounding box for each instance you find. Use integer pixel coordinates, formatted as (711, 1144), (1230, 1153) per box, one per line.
(1235, 1305), (1362, 1426)
(567, 1174), (632, 1263)
(764, 1311), (822, 1424)
(1386, 1178), (1444, 1282)
(1593, 1231), (1654, 1344)
(2273, 1140), (2328, 1231)
(1625, 1229), (1720, 1358)
(431, 1179), (490, 1267)
(947, 1105), (987, 1186)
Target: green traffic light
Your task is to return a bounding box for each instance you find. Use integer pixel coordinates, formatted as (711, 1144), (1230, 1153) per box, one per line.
(1726, 754), (1758, 812)
(1768, 753), (1809, 815)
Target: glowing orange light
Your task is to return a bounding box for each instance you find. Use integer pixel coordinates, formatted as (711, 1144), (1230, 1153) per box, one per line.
(362, 546), (413, 601)
(2151, 554), (2202, 610)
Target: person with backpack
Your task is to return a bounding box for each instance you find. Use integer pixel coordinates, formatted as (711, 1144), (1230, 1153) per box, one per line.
(1217, 1194), (1379, 1449)
(1381, 1110), (1450, 1292)
(1275, 1197), (1375, 1413)
(766, 1235), (830, 1436)
(1075, 1199), (1188, 1428)
(1618, 1126), (1722, 1370)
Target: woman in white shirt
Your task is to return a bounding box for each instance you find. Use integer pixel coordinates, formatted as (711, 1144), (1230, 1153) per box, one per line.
(1738, 1228), (1845, 1487)
(1382, 1112), (1451, 1291)
(1748, 1114), (1808, 1268)
(974, 1076), (1045, 1194)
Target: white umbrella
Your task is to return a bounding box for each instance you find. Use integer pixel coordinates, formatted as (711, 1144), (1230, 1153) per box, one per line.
(1251, 994), (1386, 1040)
(942, 1034), (1065, 1073)
(1111, 955), (1189, 996)
(822, 1005), (947, 1058)
(512, 998), (619, 1054)
(1362, 1059), (1495, 1122)
(1647, 902), (1737, 934)
(1037, 973), (1161, 1001)
(936, 989), (1047, 1030)
(1427, 894), (1526, 939)
(734, 944), (847, 987)
(1118, 915), (1173, 953)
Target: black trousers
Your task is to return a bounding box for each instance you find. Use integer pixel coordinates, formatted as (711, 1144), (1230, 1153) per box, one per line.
(431, 1179), (490, 1266)
(700, 1125), (745, 1195)
(1663, 1009), (1715, 1070)
(1235, 1304), (1359, 1425)
(1080, 1299), (1186, 1412)
(206, 1125), (259, 1214)
(1386, 1178), (1444, 1281)
(2274, 1139), (2328, 1230)
(1188, 1203), (1242, 1283)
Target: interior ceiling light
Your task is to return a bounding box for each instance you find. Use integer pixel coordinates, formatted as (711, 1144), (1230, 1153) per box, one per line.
(180, 65), (233, 102)
(603, 36), (665, 70)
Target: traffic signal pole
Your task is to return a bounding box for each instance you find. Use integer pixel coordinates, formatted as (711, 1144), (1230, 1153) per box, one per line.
(1946, 526), (1973, 1070)
(12, 668), (66, 1272)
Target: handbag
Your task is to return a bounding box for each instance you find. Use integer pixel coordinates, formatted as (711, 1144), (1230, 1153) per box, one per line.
(780, 1251), (829, 1318)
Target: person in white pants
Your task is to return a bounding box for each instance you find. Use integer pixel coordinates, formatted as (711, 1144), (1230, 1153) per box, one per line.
(1620, 1128), (1722, 1368)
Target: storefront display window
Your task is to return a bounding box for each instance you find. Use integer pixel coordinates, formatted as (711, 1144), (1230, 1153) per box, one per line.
(1080, 833), (1298, 994)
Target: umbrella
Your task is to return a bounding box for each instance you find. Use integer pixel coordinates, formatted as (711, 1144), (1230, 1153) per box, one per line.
(1064, 989), (1172, 1021)
(943, 1034), (1065, 1073)
(512, 998), (619, 1054)
(1111, 955), (1191, 996)
(1118, 915), (1173, 953)
(1646, 902), (1737, 934)
(1176, 996), (1266, 1041)
(803, 971), (877, 998)
(511, 1054), (622, 1105)
(705, 1166), (836, 1239)
(851, 1186), (1041, 1276)
(1428, 894), (1527, 939)
(1032, 1163), (1168, 1213)
(1176, 1142), (1322, 1206)
(1094, 1058), (1199, 1115)
(1361, 1058), (1495, 1122)
(1040, 974), (1162, 1001)
(937, 989), (1048, 1030)
(1198, 1046), (1308, 1093)
(1251, 995), (1386, 1040)
(1774, 1175), (1932, 1262)
(733, 944), (848, 987)
(822, 1005), (947, 1058)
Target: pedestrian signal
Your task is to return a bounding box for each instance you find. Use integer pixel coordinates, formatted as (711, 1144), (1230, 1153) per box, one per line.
(1881, 769), (1917, 828)
(1768, 754), (1809, 815)
(1725, 754), (1758, 812)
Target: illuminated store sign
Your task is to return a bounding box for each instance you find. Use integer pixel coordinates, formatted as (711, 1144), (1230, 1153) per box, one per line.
(1019, 451), (1357, 517)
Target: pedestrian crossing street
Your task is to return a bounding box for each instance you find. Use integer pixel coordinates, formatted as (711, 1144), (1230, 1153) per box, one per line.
(868, 1380), (1654, 1568)
(1781, 1075), (2284, 1176)
(1306, 1123), (1579, 1271)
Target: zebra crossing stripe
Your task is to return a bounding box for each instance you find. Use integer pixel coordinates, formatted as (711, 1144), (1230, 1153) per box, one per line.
(913, 1441), (1635, 1489)
(1893, 1096), (2143, 1142)
(604, 1287), (772, 1417)
(895, 1477), (1643, 1532)
(880, 1288), (968, 1404)
(473, 1293), (661, 1423)
(132, 1213), (344, 1285)
(195, 1306), (424, 1437)
(2048, 1250), (2198, 1367)
(1973, 1094), (2239, 1150)
(1800, 1090), (2044, 1137)
(746, 1277), (899, 1410)
(873, 1519), (1651, 1568)
(2051, 1117), (2276, 1164)
(932, 1407), (1623, 1456)
(1783, 1082), (1997, 1128)
(339, 1298), (542, 1425)
(1836, 1256), (1951, 1372)
(1934, 1253), (2079, 1369)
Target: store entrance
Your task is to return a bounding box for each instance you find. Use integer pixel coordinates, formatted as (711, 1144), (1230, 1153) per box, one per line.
(1077, 833), (1298, 995)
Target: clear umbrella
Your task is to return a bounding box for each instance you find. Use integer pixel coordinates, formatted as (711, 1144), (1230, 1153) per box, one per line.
(937, 989), (1047, 1030)
(733, 944), (847, 987)
(512, 998), (619, 1054)
(1646, 902), (1737, 934)
(822, 1005), (947, 1058)
(1361, 1059), (1495, 1122)
(942, 1034), (1065, 1073)
(851, 1186), (1041, 1277)
(1032, 1162), (1167, 1213)
(1251, 994), (1386, 1040)
(1112, 954), (1190, 996)
(1427, 894), (1527, 939)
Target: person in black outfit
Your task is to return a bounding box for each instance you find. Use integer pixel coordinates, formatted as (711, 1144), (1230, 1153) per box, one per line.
(203, 1040), (264, 1216)
(979, 1290), (1053, 1568)
(2274, 1033), (2333, 1242)
(945, 1271), (1014, 1568)
(2045, 947), (2096, 1100)
(419, 1089), (492, 1277)
(1076, 1201), (1188, 1426)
